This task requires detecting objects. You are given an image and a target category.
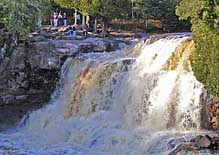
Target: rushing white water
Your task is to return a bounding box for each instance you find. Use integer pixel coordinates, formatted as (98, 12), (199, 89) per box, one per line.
(0, 35), (207, 155)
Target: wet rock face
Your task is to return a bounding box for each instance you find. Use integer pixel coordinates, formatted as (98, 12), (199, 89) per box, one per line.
(176, 85), (219, 131)
(0, 44), (59, 130)
(199, 90), (213, 130)
(206, 97), (219, 130)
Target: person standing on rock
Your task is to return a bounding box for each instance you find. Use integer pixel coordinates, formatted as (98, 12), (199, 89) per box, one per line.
(63, 13), (67, 27)
(58, 12), (63, 27)
(69, 26), (76, 37)
(76, 14), (80, 24)
(37, 18), (42, 29)
(72, 26), (76, 37)
(83, 24), (88, 38)
(53, 11), (58, 27)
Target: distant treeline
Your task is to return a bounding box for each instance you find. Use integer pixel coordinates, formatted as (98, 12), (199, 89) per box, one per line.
(53, 0), (190, 33)
(0, 0), (190, 45)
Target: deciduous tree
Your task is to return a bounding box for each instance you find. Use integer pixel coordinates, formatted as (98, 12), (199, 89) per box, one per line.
(0, 0), (51, 55)
(176, 0), (219, 95)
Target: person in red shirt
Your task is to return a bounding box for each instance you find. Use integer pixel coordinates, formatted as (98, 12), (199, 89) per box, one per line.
(53, 11), (58, 27)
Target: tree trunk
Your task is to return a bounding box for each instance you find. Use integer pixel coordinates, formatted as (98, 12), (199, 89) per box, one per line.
(145, 17), (148, 30)
(74, 10), (77, 25)
(94, 19), (97, 33)
(86, 16), (90, 25)
(143, 13), (148, 31)
(82, 15), (86, 29)
(131, 0), (134, 21)
(101, 19), (108, 37)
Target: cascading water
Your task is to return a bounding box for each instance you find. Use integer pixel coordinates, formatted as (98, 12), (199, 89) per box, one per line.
(0, 34), (207, 155)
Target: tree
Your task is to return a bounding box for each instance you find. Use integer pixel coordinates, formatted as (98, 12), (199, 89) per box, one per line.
(176, 0), (219, 95)
(1, 0), (51, 39)
(0, 0), (51, 55)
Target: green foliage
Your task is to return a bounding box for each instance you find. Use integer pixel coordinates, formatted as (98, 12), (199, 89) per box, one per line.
(53, 0), (189, 32)
(91, 0), (131, 20)
(54, 0), (130, 19)
(53, 0), (95, 16)
(0, 0), (52, 38)
(53, 0), (81, 10)
(176, 0), (219, 95)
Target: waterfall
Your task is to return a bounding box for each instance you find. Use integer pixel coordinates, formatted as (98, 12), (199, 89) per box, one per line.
(0, 35), (204, 155)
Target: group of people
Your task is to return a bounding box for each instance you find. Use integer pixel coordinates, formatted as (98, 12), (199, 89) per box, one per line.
(38, 10), (89, 38)
(50, 11), (78, 38)
(51, 11), (67, 27)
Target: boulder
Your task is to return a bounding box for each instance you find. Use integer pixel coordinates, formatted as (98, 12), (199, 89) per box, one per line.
(192, 135), (211, 148)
